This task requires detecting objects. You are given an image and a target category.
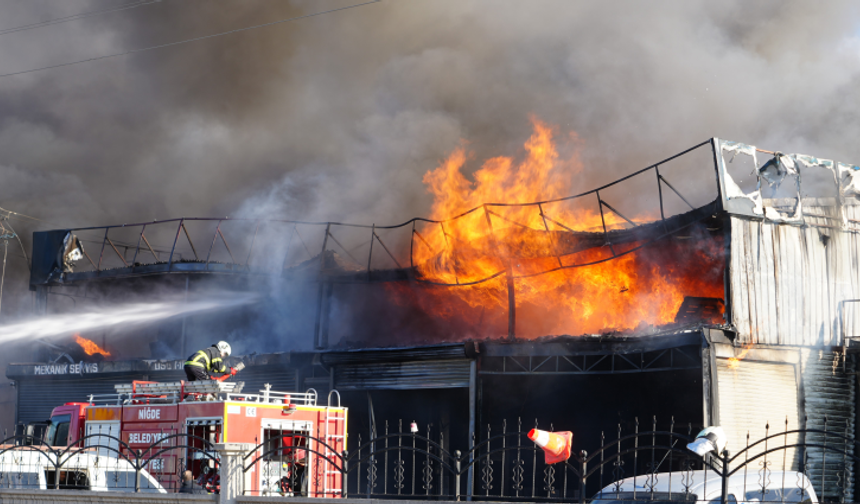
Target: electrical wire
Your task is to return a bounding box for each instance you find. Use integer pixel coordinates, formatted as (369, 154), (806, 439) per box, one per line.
(0, 0), (382, 79)
(0, 237), (7, 316)
(0, 218), (30, 271)
(0, 1), (162, 37)
(0, 205), (52, 225)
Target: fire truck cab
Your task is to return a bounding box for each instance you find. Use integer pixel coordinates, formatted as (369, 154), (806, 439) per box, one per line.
(41, 380), (348, 496)
(43, 402), (87, 447)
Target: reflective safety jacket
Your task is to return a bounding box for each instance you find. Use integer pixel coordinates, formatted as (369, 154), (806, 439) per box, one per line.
(184, 347), (227, 374)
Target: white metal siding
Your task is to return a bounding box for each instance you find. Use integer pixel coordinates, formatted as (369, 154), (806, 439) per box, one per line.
(730, 216), (860, 346)
(716, 359), (801, 470)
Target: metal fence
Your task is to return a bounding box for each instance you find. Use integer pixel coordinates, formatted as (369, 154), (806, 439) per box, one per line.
(243, 416), (854, 503)
(0, 416), (856, 501)
(0, 432), (218, 493)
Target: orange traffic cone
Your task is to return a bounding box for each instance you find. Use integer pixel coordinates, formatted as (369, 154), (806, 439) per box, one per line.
(528, 429), (573, 465)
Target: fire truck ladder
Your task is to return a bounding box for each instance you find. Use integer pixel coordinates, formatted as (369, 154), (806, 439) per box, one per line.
(114, 380), (245, 403)
(322, 390), (346, 497)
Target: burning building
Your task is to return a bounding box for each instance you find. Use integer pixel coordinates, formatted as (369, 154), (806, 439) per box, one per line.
(9, 135), (860, 499)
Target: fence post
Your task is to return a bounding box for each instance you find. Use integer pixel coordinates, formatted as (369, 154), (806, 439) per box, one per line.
(580, 450), (588, 504)
(455, 450), (462, 502)
(342, 450), (349, 499)
(215, 442), (253, 504)
(721, 450), (730, 504)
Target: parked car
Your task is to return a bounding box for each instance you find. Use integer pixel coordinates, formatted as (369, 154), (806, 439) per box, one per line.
(0, 448), (165, 492)
(592, 470), (817, 504)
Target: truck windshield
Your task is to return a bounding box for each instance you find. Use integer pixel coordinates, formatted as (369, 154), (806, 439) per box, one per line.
(45, 414), (71, 446)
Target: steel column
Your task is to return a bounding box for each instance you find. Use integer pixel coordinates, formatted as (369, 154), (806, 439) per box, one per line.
(467, 359), (477, 500)
(314, 223), (331, 350)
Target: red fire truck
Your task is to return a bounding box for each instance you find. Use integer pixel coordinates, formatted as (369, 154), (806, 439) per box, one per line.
(37, 380), (347, 496)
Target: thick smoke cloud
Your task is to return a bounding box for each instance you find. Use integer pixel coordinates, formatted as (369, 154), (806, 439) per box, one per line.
(0, 0), (859, 425)
(1, 0), (859, 246)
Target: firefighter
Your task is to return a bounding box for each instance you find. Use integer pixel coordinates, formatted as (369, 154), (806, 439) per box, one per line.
(178, 470), (207, 494)
(184, 341), (237, 381)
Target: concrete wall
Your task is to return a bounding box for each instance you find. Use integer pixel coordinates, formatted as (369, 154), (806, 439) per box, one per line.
(0, 492), (478, 504)
(0, 489), (216, 504)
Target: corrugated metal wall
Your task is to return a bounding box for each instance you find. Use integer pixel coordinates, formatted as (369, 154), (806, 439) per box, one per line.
(801, 350), (855, 501)
(730, 215), (860, 346)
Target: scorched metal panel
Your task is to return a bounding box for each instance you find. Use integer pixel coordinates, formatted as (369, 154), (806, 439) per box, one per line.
(730, 216), (860, 346)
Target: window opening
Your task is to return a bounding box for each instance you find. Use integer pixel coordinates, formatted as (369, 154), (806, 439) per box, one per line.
(44, 469), (89, 490)
(185, 420), (221, 494)
(260, 427), (309, 496)
(45, 414), (71, 446)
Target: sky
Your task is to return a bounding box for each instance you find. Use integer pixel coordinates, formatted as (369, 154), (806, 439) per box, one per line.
(0, 0), (859, 314)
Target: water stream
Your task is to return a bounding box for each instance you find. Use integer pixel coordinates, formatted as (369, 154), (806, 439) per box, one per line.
(0, 292), (259, 344)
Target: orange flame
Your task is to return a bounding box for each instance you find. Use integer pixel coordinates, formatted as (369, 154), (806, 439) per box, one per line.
(74, 334), (111, 357)
(397, 117), (724, 338)
(726, 344), (754, 370)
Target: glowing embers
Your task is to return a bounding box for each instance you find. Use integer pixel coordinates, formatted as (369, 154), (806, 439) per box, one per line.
(74, 334), (111, 357)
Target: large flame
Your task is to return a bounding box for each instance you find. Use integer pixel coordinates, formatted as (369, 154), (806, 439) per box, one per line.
(75, 334), (111, 357)
(398, 117), (724, 338)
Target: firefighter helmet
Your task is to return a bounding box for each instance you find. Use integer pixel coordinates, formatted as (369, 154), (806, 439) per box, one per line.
(215, 341), (232, 357)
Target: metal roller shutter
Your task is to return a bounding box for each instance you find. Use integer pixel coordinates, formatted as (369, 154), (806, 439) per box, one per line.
(716, 359), (802, 472)
(15, 373), (142, 425)
(334, 359), (471, 390)
(234, 366), (296, 396)
(801, 350), (855, 501)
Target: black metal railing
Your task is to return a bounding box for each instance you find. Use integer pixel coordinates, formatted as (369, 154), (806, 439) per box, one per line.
(60, 140), (718, 288)
(1, 415), (857, 501)
(0, 432), (218, 494)
(49, 140), (721, 345)
(235, 415), (858, 503)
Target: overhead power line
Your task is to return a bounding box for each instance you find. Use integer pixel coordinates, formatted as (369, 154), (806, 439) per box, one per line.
(0, 1), (163, 37)
(0, 205), (53, 225)
(0, 0), (381, 79)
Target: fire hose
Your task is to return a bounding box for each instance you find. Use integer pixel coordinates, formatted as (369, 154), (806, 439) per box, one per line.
(216, 361), (245, 382)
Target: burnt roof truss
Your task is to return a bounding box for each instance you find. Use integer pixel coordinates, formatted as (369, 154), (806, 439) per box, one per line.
(480, 346), (700, 375)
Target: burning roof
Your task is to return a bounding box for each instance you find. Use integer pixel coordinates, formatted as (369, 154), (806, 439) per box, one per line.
(32, 131), (860, 348)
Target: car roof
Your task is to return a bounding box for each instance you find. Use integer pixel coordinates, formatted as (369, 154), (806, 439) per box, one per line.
(595, 470), (814, 500)
(0, 449), (136, 469)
